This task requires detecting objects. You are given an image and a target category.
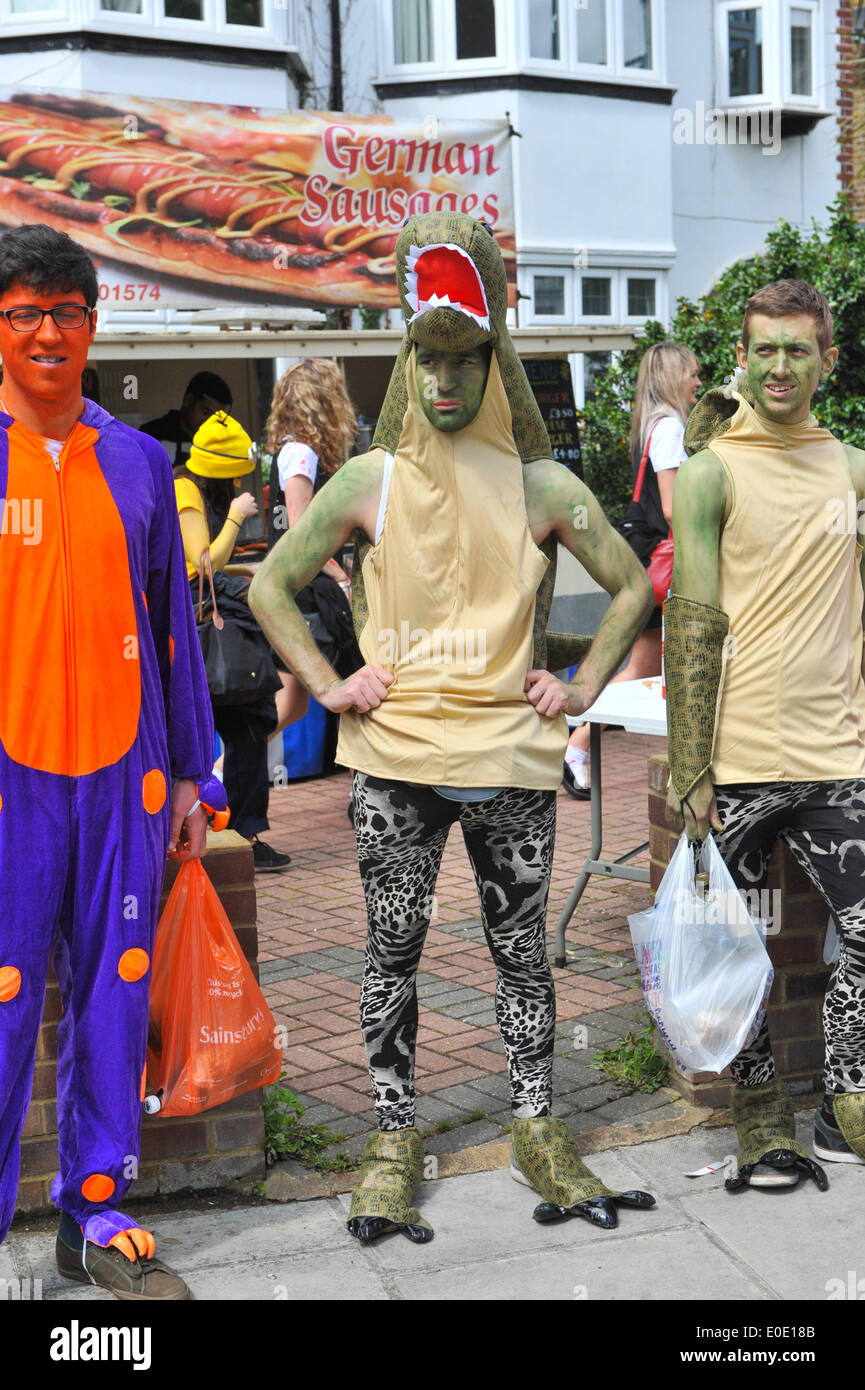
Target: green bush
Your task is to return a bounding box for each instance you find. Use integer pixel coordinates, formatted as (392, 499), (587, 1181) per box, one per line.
(581, 196), (865, 526)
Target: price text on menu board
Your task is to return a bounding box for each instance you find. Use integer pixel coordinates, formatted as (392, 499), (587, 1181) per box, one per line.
(523, 358), (583, 477)
(0, 89), (516, 310)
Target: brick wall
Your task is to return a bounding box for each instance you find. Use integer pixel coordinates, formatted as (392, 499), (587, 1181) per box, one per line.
(648, 756), (828, 1108)
(17, 829), (267, 1215)
(838, 3), (855, 195)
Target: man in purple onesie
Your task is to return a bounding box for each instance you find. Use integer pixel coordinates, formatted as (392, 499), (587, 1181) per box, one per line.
(0, 224), (224, 1300)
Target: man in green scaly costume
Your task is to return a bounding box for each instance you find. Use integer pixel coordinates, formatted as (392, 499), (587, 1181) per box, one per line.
(251, 213), (656, 1240)
(666, 278), (865, 1192)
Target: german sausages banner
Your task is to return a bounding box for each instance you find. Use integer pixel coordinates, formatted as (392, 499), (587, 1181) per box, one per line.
(0, 89), (516, 310)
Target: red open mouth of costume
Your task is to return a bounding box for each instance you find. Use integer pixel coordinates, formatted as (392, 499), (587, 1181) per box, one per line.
(404, 243), (490, 331)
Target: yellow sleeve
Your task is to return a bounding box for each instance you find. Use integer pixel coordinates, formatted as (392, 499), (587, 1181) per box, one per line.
(174, 477), (206, 516)
(175, 476), (242, 576)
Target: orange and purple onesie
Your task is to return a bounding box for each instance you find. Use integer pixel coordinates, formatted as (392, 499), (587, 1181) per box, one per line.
(0, 399), (224, 1249)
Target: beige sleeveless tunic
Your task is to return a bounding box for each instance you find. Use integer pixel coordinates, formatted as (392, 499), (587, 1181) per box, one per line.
(336, 350), (568, 789)
(709, 394), (865, 784)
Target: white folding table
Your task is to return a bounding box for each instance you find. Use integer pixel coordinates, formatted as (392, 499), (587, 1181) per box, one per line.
(554, 677), (668, 967)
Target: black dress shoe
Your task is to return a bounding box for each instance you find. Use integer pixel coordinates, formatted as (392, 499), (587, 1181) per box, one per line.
(562, 761), (591, 800)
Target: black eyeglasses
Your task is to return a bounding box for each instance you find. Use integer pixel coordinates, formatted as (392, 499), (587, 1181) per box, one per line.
(0, 305), (93, 332)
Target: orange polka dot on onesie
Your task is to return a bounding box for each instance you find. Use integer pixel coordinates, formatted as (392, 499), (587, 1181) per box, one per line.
(118, 949), (150, 983)
(142, 769), (166, 814)
(81, 1173), (115, 1202)
(0, 967), (21, 1002)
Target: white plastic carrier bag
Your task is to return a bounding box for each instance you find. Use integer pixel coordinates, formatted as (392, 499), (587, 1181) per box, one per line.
(628, 832), (773, 1074)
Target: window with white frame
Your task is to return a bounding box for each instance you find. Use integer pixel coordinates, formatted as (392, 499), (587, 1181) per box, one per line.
(158, 0), (264, 24)
(393, 0), (434, 64)
(627, 276), (656, 317)
(534, 273), (567, 316)
(717, 0), (821, 108)
(622, 0), (652, 68)
(575, 0), (608, 65)
(524, 265), (662, 328)
(382, 0), (663, 80)
(571, 0), (659, 77)
(728, 5), (764, 96)
(529, 0), (559, 60)
(455, 0), (496, 58)
(789, 3), (813, 95)
(581, 276), (612, 317)
(2, 0), (286, 38)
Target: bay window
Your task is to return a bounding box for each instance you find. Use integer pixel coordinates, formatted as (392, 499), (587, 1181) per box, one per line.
(718, 1), (822, 109)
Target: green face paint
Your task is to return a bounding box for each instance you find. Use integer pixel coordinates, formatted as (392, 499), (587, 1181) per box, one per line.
(414, 345), (491, 433)
(741, 313), (831, 425)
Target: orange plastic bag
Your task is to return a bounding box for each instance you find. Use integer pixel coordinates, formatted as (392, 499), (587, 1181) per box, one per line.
(147, 858), (282, 1116)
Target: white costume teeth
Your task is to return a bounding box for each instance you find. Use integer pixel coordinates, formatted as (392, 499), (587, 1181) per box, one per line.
(404, 242), (490, 331)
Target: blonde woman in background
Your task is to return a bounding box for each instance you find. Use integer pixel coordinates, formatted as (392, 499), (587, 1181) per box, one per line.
(563, 342), (701, 798)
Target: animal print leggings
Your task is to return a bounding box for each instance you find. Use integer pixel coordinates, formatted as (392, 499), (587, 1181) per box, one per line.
(353, 774), (557, 1131)
(713, 779), (865, 1093)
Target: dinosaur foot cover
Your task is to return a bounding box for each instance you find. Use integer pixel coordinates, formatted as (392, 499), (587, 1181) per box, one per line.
(833, 1092), (865, 1161)
(347, 1127), (433, 1244)
(511, 1117), (655, 1230)
(726, 1078), (827, 1192)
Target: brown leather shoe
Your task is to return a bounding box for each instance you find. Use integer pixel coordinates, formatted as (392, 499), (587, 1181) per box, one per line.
(56, 1231), (190, 1300)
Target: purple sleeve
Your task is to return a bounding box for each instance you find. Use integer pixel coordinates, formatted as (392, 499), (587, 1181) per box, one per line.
(141, 435), (220, 794)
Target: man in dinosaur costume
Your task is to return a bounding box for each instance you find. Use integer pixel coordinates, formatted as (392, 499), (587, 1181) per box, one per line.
(666, 278), (865, 1192)
(251, 212), (656, 1239)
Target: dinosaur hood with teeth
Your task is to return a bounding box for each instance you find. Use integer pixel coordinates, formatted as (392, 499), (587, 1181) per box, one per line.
(373, 212), (551, 464)
(352, 211), (588, 674)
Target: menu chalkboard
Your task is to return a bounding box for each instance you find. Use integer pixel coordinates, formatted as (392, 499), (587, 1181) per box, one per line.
(522, 357), (583, 477)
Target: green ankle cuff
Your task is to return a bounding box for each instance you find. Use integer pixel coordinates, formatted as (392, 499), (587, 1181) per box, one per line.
(833, 1093), (865, 1160)
(731, 1079), (806, 1167)
(348, 1127), (431, 1228)
(512, 1117), (616, 1206)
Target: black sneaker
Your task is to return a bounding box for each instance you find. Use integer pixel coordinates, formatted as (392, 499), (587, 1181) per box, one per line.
(252, 838), (291, 872)
(562, 760), (590, 801)
(814, 1099), (865, 1165)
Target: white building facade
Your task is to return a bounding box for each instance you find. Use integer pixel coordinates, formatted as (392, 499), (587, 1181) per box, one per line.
(0, 0), (847, 624)
(0, 2), (843, 378)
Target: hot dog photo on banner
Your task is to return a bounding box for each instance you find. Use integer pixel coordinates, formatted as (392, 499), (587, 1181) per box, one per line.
(0, 89), (517, 309)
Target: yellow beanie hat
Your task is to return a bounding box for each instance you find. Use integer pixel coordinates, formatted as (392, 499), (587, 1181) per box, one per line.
(188, 412), (257, 478)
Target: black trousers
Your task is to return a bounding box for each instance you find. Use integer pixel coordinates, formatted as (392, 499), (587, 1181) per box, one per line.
(212, 706), (269, 840)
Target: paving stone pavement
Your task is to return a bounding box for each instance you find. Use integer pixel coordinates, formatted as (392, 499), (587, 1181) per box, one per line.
(7, 1114), (855, 1326)
(257, 731), (660, 1148)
